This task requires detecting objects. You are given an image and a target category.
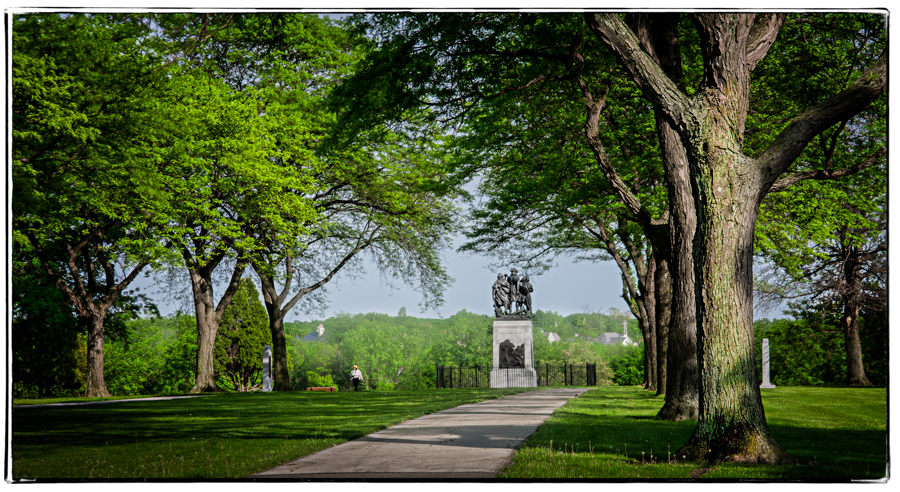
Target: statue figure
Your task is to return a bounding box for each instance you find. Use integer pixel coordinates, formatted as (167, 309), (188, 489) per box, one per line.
(506, 268), (520, 314)
(518, 276), (533, 314)
(492, 273), (510, 316)
(493, 268), (534, 317)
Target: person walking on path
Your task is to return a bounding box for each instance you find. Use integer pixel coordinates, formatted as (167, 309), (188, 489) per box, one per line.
(350, 365), (363, 391)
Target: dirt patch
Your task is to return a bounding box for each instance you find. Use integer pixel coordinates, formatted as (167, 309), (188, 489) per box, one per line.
(689, 467), (711, 478)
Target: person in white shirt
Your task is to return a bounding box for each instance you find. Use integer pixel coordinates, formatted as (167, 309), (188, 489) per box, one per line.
(350, 365), (363, 391)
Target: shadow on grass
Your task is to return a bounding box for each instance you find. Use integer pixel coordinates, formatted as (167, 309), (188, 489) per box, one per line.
(503, 387), (886, 480)
(12, 390), (533, 452)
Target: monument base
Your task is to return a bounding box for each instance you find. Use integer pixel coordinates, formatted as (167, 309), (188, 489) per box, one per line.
(490, 367), (537, 388)
(760, 383), (777, 389)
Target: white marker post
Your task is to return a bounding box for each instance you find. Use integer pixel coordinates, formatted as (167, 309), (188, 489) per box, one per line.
(760, 338), (776, 389)
(262, 345), (273, 392)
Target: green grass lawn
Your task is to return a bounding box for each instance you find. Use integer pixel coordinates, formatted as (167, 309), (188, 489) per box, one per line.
(11, 386), (887, 481)
(11, 388), (536, 480)
(497, 386), (888, 480)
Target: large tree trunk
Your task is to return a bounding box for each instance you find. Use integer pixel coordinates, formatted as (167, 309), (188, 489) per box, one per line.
(189, 269), (222, 393)
(653, 249), (671, 397)
(624, 13), (695, 405)
(587, 10), (884, 464)
(842, 248), (872, 386)
(657, 121), (699, 421)
(186, 254), (246, 394)
(676, 149), (791, 464)
(265, 307), (293, 391)
(83, 314), (111, 398)
(641, 256), (658, 391)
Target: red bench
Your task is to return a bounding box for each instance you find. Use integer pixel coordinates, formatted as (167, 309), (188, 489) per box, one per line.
(306, 387), (338, 392)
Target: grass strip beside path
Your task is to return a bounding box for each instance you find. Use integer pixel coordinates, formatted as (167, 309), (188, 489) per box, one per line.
(497, 385), (887, 480)
(12, 388), (536, 480)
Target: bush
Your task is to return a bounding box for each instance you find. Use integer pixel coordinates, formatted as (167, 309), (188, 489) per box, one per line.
(306, 368), (335, 387)
(607, 346), (644, 386)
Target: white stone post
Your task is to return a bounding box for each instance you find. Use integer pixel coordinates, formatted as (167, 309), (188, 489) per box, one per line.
(262, 345), (273, 392)
(760, 338), (776, 389)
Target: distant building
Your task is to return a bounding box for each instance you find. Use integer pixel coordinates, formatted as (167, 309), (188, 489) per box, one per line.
(301, 323), (327, 342)
(547, 332), (561, 343)
(597, 332), (638, 346)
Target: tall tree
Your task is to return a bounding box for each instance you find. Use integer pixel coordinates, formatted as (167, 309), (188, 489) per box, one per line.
(12, 14), (171, 397)
(149, 14), (457, 392)
(142, 14), (338, 392)
(214, 279), (273, 392)
(144, 67), (313, 392)
(338, 12), (696, 420)
(337, 12), (885, 462)
(750, 15), (887, 387)
(584, 12), (884, 462)
(755, 164), (886, 386)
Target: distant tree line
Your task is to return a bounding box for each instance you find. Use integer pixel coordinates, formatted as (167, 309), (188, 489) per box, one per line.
(15, 278), (884, 398)
(12, 282), (652, 396)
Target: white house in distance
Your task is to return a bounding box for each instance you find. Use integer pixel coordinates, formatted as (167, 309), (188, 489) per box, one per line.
(299, 323), (326, 342)
(597, 332), (638, 346)
(541, 320), (638, 345)
(596, 320), (639, 346)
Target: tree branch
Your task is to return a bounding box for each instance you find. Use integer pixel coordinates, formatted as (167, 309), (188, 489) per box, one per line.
(584, 13), (696, 136)
(746, 13), (786, 71)
(757, 54), (887, 191)
(768, 146), (886, 193)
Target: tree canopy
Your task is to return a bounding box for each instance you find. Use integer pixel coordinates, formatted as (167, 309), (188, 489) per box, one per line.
(334, 11), (886, 464)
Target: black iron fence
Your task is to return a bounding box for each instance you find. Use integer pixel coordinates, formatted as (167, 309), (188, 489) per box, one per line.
(435, 362), (599, 389)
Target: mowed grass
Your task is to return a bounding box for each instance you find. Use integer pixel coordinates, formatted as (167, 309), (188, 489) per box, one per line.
(11, 388), (536, 480)
(498, 386), (887, 480)
(12, 386), (887, 481)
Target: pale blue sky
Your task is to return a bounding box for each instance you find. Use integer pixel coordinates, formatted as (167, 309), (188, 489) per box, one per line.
(136, 241), (632, 322)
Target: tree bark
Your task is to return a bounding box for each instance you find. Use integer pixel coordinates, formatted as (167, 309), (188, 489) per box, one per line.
(675, 153), (793, 463)
(28, 229), (147, 398)
(625, 13), (698, 410)
(656, 118), (699, 421)
(587, 12), (795, 462)
(188, 268), (223, 393)
(642, 255), (658, 391)
(652, 248), (671, 397)
(185, 250), (246, 394)
(842, 244), (872, 386)
(675, 14), (793, 464)
(83, 315), (111, 397)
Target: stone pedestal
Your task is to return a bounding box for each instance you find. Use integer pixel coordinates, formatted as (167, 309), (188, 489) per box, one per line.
(760, 338), (776, 389)
(490, 319), (536, 388)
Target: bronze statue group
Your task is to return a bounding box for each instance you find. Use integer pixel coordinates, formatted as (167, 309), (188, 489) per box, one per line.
(492, 268), (533, 317)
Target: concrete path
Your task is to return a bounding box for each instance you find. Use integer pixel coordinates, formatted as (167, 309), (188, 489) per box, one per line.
(252, 387), (590, 480)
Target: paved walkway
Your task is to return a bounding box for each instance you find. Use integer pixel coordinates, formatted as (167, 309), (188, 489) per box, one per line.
(252, 387), (590, 480)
